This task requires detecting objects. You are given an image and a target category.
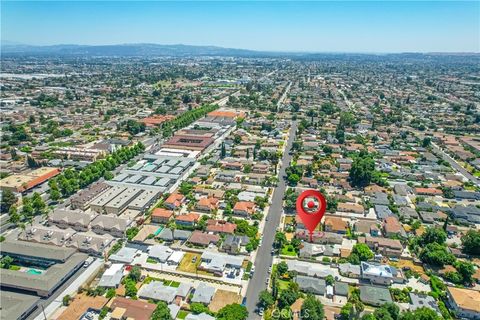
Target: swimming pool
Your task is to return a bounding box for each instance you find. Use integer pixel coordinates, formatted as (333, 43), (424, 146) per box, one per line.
(154, 226), (164, 236)
(27, 269), (42, 275)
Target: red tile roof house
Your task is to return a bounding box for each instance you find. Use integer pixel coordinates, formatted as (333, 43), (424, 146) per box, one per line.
(151, 208), (174, 224)
(206, 220), (237, 234)
(196, 197), (219, 213)
(164, 193), (185, 210)
(233, 201), (256, 216)
(414, 188), (443, 196)
(175, 213), (200, 227)
(188, 230), (220, 247)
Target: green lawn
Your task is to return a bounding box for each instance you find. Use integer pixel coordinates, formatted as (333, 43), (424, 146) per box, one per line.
(277, 279), (291, 291)
(281, 244), (297, 256)
(177, 310), (189, 319)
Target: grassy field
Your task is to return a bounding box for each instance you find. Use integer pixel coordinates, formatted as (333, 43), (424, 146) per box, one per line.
(177, 310), (188, 319)
(177, 252), (202, 273)
(281, 244), (297, 256)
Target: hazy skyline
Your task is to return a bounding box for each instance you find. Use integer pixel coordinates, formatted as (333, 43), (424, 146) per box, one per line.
(2, 1), (479, 53)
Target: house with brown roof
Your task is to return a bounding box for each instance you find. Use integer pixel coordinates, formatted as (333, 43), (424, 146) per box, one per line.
(354, 220), (380, 237)
(383, 216), (404, 237)
(151, 208), (174, 224)
(188, 230), (220, 247)
(222, 161), (244, 171)
(233, 201), (256, 216)
(414, 188), (443, 196)
(358, 236), (403, 258)
(206, 220), (237, 234)
(324, 216), (348, 234)
(446, 287), (480, 319)
(196, 197), (219, 212)
(338, 203), (364, 214)
(108, 297), (156, 320)
(164, 193), (185, 210)
(175, 213), (200, 227)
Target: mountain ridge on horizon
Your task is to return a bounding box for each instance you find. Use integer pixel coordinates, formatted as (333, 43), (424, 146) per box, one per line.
(1, 41), (479, 57)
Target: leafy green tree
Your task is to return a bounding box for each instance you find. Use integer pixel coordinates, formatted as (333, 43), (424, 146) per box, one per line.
(124, 278), (137, 298)
(275, 231), (287, 248)
(190, 302), (209, 314)
(301, 294), (324, 320)
(8, 205), (20, 224)
(348, 243), (374, 264)
(0, 255), (13, 269)
(62, 294), (71, 306)
(421, 227), (446, 245)
(151, 301), (172, 320)
(325, 275), (335, 286)
(454, 260), (475, 284)
(258, 290), (275, 309)
(277, 261), (288, 276)
(216, 303), (248, 320)
(349, 150), (376, 188)
(0, 189), (17, 213)
(277, 289), (299, 309)
(128, 266), (142, 282)
(220, 142), (226, 159)
(399, 307), (441, 320)
(422, 137), (432, 148)
(419, 243), (455, 267)
(106, 288), (116, 299)
(461, 229), (480, 255)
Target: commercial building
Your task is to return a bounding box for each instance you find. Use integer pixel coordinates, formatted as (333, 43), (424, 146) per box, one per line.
(70, 182), (111, 210)
(0, 241), (87, 297)
(0, 167), (60, 193)
(0, 291), (39, 320)
(163, 134), (214, 151)
(53, 147), (107, 162)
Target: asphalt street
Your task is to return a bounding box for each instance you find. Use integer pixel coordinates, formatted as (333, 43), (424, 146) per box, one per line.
(245, 120), (297, 319)
(431, 143), (480, 186)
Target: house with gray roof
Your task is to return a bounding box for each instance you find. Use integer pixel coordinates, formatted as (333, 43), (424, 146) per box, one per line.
(375, 205), (394, 220)
(185, 313), (215, 320)
(148, 245), (174, 263)
(157, 228), (191, 241)
(295, 275), (326, 295)
(191, 283), (216, 304)
(360, 285), (393, 306)
(334, 281), (349, 296)
(138, 281), (178, 303)
(338, 263), (361, 278)
(409, 292), (441, 314)
(109, 247), (139, 264)
(98, 263), (124, 288)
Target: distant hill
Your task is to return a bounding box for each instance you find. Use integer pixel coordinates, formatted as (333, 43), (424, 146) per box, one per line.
(0, 43), (282, 57)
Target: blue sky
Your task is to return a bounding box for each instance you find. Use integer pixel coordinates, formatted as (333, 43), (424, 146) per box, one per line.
(2, 1), (479, 52)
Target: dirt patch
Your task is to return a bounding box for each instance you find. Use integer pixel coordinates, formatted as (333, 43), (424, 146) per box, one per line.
(208, 289), (241, 313)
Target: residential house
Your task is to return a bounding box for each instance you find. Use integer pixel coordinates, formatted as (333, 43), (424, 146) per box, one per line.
(175, 213), (200, 227)
(196, 197), (219, 213)
(151, 208), (174, 224)
(206, 220), (237, 234)
(191, 283), (216, 305)
(446, 287), (480, 319)
(233, 201), (256, 216)
(188, 231), (220, 247)
(358, 236), (403, 258)
(383, 216), (405, 238)
(164, 193), (185, 210)
(324, 216), (348, 234)
(359, 285), (393, 306)
(295, 275), (326, 295)
(221, 235), (249, 254)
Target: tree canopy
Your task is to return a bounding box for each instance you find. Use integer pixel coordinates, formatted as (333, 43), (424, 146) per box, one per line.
(216, 303), (248, 320)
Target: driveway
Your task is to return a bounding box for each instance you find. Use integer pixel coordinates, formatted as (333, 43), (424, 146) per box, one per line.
(245, 120), (297, 319)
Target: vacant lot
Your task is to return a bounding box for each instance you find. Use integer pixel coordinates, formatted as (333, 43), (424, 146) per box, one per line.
(208, 289), (241, 312)
(177, 252), (202, 273)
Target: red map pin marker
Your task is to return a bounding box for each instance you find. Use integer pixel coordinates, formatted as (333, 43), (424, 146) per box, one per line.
(296, 190), (327, 242)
